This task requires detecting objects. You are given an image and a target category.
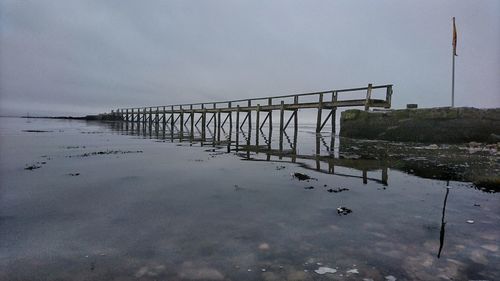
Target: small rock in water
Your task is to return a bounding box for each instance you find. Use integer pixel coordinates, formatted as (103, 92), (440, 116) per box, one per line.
(314, 267), (337, 275)
(293, 172), (314, 181)
(261, 268), (266, 272)
(258, 243), (270, 250)
(247, 269), (252, 272)
(24, 164), (41, 170)
(304, 186), (314, 190)
(466, 220), (474, 224)
(385, 275), (397, 281)
(346, 268), (359, 274)
(327, 188), (349, 193)
(473, 203), (480, 207)
(481, 244), (498, 252)
(337, 207), (352, 216)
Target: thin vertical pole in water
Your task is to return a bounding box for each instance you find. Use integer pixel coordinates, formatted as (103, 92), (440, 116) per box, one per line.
(279, 100), (284, 152)
(362, 170), (368, 184)
(438, 186), (450, 258)
(143, 108), (147, 124)
(316, 93), (323, 133)
(149, 107), (153, 125)
(382, 166), (388, 186)
(256, 104), (260, 147)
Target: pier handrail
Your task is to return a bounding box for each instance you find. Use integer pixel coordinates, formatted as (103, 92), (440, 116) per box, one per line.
(116, 83), (393, 111)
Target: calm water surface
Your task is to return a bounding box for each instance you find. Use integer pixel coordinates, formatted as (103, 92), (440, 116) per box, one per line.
(0, 117), (498, 281)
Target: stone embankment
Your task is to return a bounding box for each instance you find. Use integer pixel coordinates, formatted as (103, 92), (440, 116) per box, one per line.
(340, 107), (500, 144)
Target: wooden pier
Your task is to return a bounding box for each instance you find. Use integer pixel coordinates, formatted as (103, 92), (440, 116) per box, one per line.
(111, 84), (393, 141)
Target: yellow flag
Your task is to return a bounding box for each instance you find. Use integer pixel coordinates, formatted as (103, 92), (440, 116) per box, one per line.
(453, 17), (458, 56)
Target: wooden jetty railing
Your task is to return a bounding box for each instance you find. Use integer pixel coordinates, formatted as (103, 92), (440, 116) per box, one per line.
(111, 83), (393, 136)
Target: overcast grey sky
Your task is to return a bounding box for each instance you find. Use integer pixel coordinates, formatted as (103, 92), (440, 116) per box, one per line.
(1, 0), (499, 116)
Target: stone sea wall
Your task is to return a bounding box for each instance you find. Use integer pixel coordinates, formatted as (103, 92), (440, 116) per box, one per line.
(340, 107), (500, 143)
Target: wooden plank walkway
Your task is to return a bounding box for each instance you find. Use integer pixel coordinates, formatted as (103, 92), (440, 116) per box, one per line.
(111, 83), (393, 136)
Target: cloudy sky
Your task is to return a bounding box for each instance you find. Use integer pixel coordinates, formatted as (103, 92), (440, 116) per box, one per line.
(1, 0), (499, 116)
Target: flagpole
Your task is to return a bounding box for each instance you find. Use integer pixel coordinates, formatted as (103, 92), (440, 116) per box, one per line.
(451, 17), (456, 107)
(452, 46), (455, 107)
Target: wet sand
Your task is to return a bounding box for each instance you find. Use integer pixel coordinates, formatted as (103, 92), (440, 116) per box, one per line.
(0, 117), (498, 280)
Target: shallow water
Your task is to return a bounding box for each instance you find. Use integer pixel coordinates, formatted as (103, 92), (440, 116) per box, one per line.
(0, 117), (498, 281)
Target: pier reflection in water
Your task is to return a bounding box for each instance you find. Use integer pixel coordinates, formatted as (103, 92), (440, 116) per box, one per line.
(2, 117), (498, 281)
(107, 120), (390, 187)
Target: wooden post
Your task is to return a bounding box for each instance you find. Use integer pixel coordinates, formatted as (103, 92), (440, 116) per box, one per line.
(268, 98), (273, 130)
(149, 107), (153, 124)
(155, 107), (159, 125)
(332, 91), (338, 135)
(247, 100), (252, 133)
(162, 106), (166, 127)
(143, 108), (147, 124)
(293, 95), (298, 134)
(217, 109), (221, 143)
(385, 85), (393, 108)
(256, 104), (260, 147)
(170, 106), (174, 132)
(315, 133), (320, 155)
(179, 106), (184, 140)
(212, 104), (217, 141)
(316, 93), (323, 133)
(236, 105), (240, 150)
(382, 166), (388, 186)
(279, 100), (284, 152)
(201, 105), (206, 140)
(190, 105), (194, 140)
(228, 102), (233, 143)
(365, 83), (372, 111)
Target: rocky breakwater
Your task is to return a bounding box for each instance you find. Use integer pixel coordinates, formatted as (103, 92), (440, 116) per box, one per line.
(340, 107), (500, 144)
